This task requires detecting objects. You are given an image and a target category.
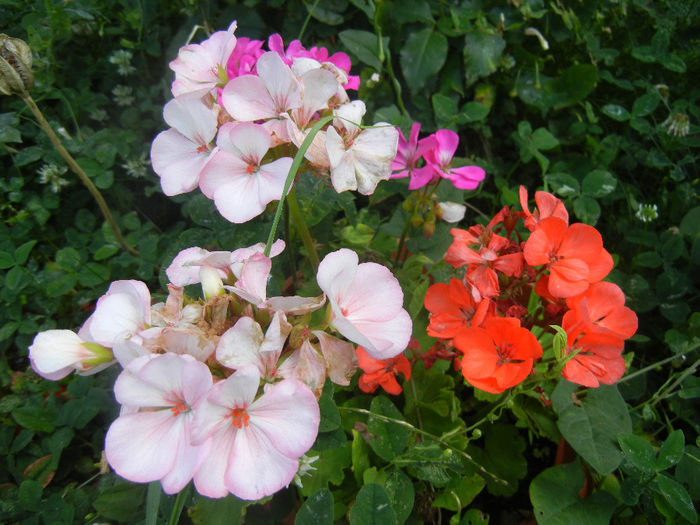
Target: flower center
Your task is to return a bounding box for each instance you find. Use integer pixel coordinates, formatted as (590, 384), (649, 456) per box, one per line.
(231, 407), (250, 428)
(196, 144), (208, 154)
(171, 402), (188, 417)
(246, 162), (257, 175)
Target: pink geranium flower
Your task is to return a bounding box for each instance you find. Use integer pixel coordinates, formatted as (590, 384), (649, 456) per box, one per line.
(199, 122), (293, 224)
(150, 94), (218, 196)
(28, 330), (113, 380)
(105, 353), (213, 494)
(391, 123), (438, 190)
(169, 21), (238, 96)
(191, 368), (319, 500)
(326, 101), (399, 195)
(316, 249), (412, 359)
(423, 129), (485, 190)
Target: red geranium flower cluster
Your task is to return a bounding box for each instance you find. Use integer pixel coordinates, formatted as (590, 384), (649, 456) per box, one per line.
(425, 186), (638, 393)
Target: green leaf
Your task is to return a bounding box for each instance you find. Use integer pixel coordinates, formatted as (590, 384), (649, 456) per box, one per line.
(531, 128), (559, 150)
(349, 483), (397, 525)
(466, 423), (527, 497)
(318, 382), (341, 432)
(339, 30), (385, 70)
(368, 395), (410, 461)
(432, 94), (460, 129)
(14, 240), (37, 265)
(55, 247), (82, 271)
(461, 101), (490, 122)
(680, 207), (700, 239)
(299, 443), (351, 496)
(552, 380), (632, 475)
(601, 104), (630, 122)
(545, 173), (580, 197)
(351, 429), (371, 484)
(145, 482), (161, 525)
(617, 434), (657, 474)
(634, 251), (663, 269)
(189, 494), (245, 525)
(400, 27), (448, 93)
(93, 483), (146, 522)
(18, 480), (43, 511)
(5, 265), (29, 291)
(0, 112), (22, 143)
(305, 0), (345, 25)
(632, 93), (660, 117)
(656, 430), (685, 471)
(433, 473), (485, 511)
(545, 64), (598, 110)
(295, 488), (333, 525)
(394, 443), (464, 485)
(0, 250), (14, 269)
(573, 196), (600, 225)
(663, 54), (687, 73)
(385, 470), (415, 524)
(654, 474), (697, 523)
(530, 461), (618, 524)
(581, 170), (617, 198)
(463, 30), (505, 86)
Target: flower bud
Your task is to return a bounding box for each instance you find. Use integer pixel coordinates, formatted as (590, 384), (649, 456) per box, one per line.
(437, 201), (466, 223)
(0, 34), (34, 95)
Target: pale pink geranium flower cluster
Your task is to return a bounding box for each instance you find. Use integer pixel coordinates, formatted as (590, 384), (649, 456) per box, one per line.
(28, 244), (412, 500)
(391, 124), (486, 191)
(151, 22), (397, 223)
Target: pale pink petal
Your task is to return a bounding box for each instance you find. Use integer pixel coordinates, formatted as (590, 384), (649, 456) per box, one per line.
(350, 309), (413, 360)
(220, 122), (270, 164)
(256, 52), (301, 113)
(105, 410), (182, 483)
(313, 330), (358, 386)
(225, 426), (299, 500)
(151, 129), (212, 196)
(28, 330), (97, 379)
(222, 75), (277, 121)
(316, 248), (358, 303)
(216, 317), (266, 373)
(277, 340), (326, 397)
(266, 294), (326, 315)
(162, 95), (218, 146)
(193, 428), (237, 498)
(198, 149), (249, 199)
(233, 253), (272, 306)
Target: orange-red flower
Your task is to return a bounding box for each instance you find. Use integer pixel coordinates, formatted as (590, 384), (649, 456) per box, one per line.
(445, 227), (523, 298)
(424, 278), (490, 338)
(356, 346), (411, 395)
(453, 317), (542, 394)
(562, 331), (626, 387)
(523, 217), (613, 298)
(519, 186), (569, 231)
(563, 281), (638, 340)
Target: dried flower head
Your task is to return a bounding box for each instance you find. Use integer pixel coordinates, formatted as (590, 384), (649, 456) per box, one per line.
(0, 34), (34, 95)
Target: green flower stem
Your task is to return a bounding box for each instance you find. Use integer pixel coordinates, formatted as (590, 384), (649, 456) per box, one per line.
(339, 406), (507, 485)
(167, 485), (189, 525)
(264, 114), (333, 257)
(619, 342), (699, 385)
(286, 186), (320, 271)
(20, 92), (138, 256)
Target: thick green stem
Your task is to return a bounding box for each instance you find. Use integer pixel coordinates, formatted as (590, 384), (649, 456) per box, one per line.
(21, 93), (138, 256)
(264, 115), (333, 257)
(287, 187), (320, 271)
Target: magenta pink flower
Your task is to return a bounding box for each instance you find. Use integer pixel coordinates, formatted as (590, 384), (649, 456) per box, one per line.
(105, 353), (213, 494)
(423, 129), (485, 190)
(199, 122), (293, 224)
(391, 123), (439, 190)
(317, 249), (412, 360)
(226, 37), (264, 79)
(191, 368), (319, 500)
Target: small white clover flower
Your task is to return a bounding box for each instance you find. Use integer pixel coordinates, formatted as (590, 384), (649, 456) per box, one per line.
(635, 203), (658, 223)
(109, 49), (136, 76)
(112, 85), (135, 106)
(37, 163), (69, 193)
(662, 113), (690, 137)
(90, 108), (108, 122)
(122, 152), (150, 178)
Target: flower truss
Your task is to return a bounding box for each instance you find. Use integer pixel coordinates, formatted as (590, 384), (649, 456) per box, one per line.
(424, 186), (638, 393)
(29, 243), (412, 499)
(151, 23), (398, 224)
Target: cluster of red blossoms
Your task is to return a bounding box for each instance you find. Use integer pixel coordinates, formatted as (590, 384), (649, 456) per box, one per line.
(424, 186), (638, 394)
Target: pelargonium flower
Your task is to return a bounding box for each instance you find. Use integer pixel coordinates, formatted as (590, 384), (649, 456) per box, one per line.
(326, 101), (399, 195)
(317, 248), (412, 360)
(423, 129), (485, 190)
(519, 186), (568, 231)
(28, 330), (113, 380)
(424, 278), (490, 339)
(105, 353), (213, 494)
(79, 280), (151, 347)
(523, 217), (613, 298)
(199, 122), (293, 224)
(150, 94), (218, 196)
(453, 317), (542, 394)
(191, 368), (319, 500)
(356, 346), (412, 395)
(391, 123), (438, 190)
(561, 331), (626, 388)
(563, 281), (638, 341)
(169, 21), (238, 96)
(226, 36), (264, 79)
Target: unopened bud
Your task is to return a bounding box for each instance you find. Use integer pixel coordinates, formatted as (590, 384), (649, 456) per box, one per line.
(0, 35), (34, 95)
(199, 266), (224, 300)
